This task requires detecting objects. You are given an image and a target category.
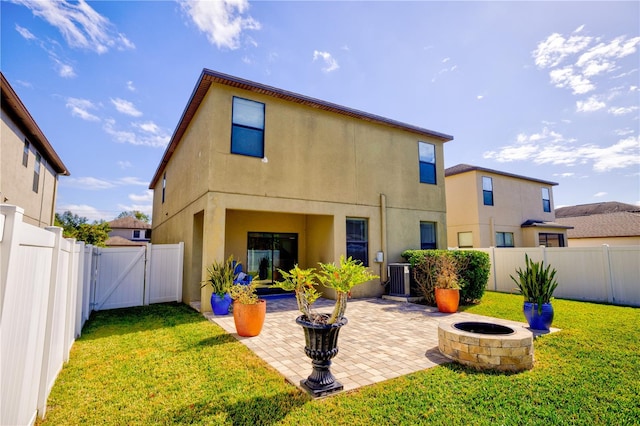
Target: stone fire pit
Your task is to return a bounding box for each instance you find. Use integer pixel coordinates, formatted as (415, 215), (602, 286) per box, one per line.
(438, 321), (534, 372)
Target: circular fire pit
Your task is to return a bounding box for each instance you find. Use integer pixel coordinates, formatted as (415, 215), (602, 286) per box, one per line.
(438, 321), (534, 372)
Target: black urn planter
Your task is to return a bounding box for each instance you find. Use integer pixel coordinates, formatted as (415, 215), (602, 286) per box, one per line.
(296, 315), (348, 397)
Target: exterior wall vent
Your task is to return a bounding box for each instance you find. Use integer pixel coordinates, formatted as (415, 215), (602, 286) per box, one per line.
(387, 263), (411, 296)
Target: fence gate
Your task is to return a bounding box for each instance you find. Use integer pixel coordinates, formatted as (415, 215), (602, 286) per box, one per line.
(91, 243), (183, 311)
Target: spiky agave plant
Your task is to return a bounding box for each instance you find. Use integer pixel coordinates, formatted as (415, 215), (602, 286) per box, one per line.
(511, 254), (559, 314)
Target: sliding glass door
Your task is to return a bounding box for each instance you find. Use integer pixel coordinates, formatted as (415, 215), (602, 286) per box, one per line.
(247, 233), (298, 285)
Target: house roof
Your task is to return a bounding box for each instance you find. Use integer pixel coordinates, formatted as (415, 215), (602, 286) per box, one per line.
(444, 164), (558, 186)
(105, 236), (148, 246)
(520, 219), (573, 230)
(555, 201), (639, 218)
(108, 216), (152, 229)
(1, 72), (69, 176)
(556, 212), (640, 238)
(149, 69), (454, 189)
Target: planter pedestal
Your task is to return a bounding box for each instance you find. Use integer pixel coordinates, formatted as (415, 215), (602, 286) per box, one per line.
(296, 315), (348, 397)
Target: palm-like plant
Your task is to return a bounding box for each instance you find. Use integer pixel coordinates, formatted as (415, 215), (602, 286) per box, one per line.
(201, 255), (237, 296)
(511, 254), (559, 314)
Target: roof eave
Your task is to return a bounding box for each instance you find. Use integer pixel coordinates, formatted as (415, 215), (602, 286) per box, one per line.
(1, 72), (70, 176)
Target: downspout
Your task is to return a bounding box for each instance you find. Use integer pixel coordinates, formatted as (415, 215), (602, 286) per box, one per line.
(380, 193), (387, 282)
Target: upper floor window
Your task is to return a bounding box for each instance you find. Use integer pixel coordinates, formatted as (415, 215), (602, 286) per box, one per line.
(23, 139), (29, 167)
(542, 187), (551, 213)
(482, 176), (493, 206)
(133, 230), (141, 239)
(496, 232), (514, 247)
(33, 153), (41, 193)
(162, 172), (166, 203)
(346, 218), (368, 266)
(418, 142), (436, 184)
(420, 222), (437, 249)
(231, 97), (265, 158)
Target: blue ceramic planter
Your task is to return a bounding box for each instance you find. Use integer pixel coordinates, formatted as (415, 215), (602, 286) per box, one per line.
(523, 302), (554, 331)
(211, 293), (232, 315)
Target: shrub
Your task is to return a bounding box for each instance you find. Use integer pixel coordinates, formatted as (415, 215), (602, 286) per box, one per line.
(401, 249), (490, 305)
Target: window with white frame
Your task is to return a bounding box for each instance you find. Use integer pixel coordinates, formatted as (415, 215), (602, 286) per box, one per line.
(420, 222), (437, 249)
(457, 232), (473, 248)
(418, 142), (436, 184)
(542, 187), (551, 213)
(495, 232), (514, 247)
(231, 97), (265, 158)
(32, 153), (41, 193)
(482, 176), (493, 206)
(23, 139), (29, 167)
(346, 218), (369, 266)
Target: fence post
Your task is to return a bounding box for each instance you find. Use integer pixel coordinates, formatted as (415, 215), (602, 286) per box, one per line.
(0, 205), (23, 311)
(176, 242), (185, 302)
(37, 227), (63, 419)
(75, 242), (85, 338)
(601, 244), (614, 304)
(488, 247), (497, 291)
(144, 243), (152, 306)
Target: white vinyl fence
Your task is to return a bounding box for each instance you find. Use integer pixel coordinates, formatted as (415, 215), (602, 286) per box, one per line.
(476, 245), (640, 307)
(0, 205), (184, 425)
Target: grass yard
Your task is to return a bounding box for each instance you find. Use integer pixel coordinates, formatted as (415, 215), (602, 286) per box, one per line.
(38, 292), (640, 425)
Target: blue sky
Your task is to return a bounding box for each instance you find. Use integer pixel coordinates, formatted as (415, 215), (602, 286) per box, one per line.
(2, 0), (639, 222)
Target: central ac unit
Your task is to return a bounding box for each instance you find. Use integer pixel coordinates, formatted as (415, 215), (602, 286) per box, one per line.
(387, 263), (411, 296)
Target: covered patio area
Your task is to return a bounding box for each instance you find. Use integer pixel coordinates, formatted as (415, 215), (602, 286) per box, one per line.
(205, 297), (535, 394)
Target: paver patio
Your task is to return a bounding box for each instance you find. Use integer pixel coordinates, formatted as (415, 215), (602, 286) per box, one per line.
(204, 297), (535, 394)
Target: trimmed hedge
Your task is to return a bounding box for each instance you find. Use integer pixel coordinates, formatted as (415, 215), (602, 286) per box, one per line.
(401, 249), (491, 305)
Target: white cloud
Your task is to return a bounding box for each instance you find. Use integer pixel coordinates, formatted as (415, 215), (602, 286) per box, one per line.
(553, 172), (575, 178)
(66, 97), (100, 121)
(549, 66), (594, 94)
(117, 177), (148, 186)
(126, 81), (136, 92)
(313, 50), (339, 73)
(103, 118), (170, 148)
(128, 190), (153, 203)
(54, 58), (76, 78)
(484, 130), (640, 173)
(13, 0), (134, 53)
(110, 98), (142, 117)
(62, 176), (115, 190)
(117, 160), (132, 169)
(15, 23), (36, 40)
(576, 96), (605, 112)
(180, 0), (260, 50)
(116, 203), (152, 218)
(608, 105), (639, 116)
(477, 95), (484, 100)
(56, 204), (109, 222)
(593, 192), (608, 198)
(532, 32), (592, 69)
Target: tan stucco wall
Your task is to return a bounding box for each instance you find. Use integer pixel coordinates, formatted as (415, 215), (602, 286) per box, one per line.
(445, 170), (560, 248)
(567, 237), (640, 247)
(1, 108), (58, 227)
(151, 82), (450, 310)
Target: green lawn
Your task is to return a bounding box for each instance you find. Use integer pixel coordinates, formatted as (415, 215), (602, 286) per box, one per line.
(38, 292), (640, 425)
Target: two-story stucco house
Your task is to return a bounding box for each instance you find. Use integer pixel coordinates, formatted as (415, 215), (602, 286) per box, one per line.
(106, 216), (152, 246)
(444, 164), (571, 248)
(1, 72), (69, 227)
(149, 69), (453, 311)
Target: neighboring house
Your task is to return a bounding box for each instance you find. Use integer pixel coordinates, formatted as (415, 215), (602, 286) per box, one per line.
(555, 202), (640, 247)
(149, 69), (453, 308)
(1, 72), (69, 227)
(106, 216), (152, 246)
(444, 164), (572, 248)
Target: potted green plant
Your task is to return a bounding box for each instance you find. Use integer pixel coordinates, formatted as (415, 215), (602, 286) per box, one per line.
(433, 255), (462, 313)
(201, 255), (236, 315)
(413, 253), (462, 313)
(511, 254), (559, 331)
(228, 280), (266, 337)
(275, 255), (378, 397)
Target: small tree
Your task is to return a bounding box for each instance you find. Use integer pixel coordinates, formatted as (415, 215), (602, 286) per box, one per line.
(55, 211), (88, 238)
(74, 222), (111, 247)
(117, 210), (150, 223)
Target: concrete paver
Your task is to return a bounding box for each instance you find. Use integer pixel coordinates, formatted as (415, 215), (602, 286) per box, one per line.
(204, 296), (532, 395)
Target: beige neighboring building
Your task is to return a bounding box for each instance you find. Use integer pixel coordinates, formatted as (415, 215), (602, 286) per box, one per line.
(444, 164), (571, 248)
(149, 69), (453, 310)
(555, 202), (640, 247)
(1, 72), (69, 227)
(106, 216), (152, 246)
